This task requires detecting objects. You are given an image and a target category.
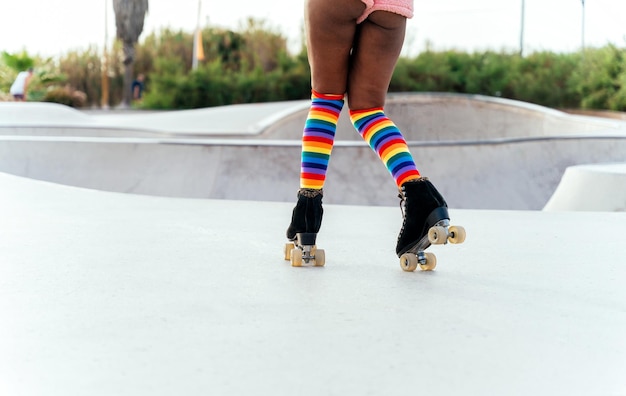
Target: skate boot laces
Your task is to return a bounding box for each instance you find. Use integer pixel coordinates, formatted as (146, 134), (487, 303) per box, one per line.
(397, 177), (429, 243)
(397, 188), (408, 242)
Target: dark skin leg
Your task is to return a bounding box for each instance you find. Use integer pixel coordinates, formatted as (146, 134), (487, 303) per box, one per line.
(305, 0), (407, 109)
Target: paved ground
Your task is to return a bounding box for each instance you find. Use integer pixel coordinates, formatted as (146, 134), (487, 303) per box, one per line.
(1, 172), (625, 396)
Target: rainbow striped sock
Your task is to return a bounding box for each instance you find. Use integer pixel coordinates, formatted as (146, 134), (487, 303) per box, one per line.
(349, 107), (420, 188)
(300, 90), (345, 189)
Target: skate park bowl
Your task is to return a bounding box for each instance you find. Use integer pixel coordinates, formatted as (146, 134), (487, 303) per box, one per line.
(3, 94), (626, 395)
(2, 92), (626, 209)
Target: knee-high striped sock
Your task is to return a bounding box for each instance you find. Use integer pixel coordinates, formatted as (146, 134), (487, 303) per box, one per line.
(300, 90), (345, 189)
(349, 107), (421, 188)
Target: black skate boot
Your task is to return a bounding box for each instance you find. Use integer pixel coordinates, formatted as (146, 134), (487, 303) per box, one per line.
(396, 178), (465, 271)
(284, 188), (325, 267)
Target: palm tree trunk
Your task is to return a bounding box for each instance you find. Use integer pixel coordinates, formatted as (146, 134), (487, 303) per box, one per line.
(121, 42), (135, 108)
(113, 0), (149, 108)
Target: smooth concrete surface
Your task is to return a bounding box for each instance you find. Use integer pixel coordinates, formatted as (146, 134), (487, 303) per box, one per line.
(2, 94), (626, 210)
(544, 163), (626, 211)
(1, 172), (626, 396)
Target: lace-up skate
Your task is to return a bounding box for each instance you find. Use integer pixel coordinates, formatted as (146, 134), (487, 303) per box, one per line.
(284, 188), (325, 267)
(396, 178), (466, 271)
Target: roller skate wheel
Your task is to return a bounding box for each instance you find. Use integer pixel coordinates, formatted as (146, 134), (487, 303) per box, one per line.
(419, 252), (437, 271)
(428, 226), (448, 245)
(314, 249), (325, 267)
(400, 253), (418, 272)
(284, 242), (295, 261)
(448, 226), (466, 244)
(290, 248), (303, 267)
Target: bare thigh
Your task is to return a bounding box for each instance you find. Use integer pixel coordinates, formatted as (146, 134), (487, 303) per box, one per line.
(305, 0), (365, 94)
(347, 11), (406, 110)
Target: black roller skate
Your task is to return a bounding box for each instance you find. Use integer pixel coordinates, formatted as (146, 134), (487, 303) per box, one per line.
(284, 188), (326, 267)
(396, 178), (466, 272)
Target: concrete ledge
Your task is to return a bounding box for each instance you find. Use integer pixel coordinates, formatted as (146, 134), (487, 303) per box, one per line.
(263, 92), (626, 140)
(0, 101), (310, 136)
(3, 94), (626, 139)
(544, 163), (626, 211)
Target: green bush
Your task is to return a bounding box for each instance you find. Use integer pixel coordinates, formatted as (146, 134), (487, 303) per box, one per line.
(58, 47), (104, 107)
(42, 86), (87, 108)
(506, 52), (578, 108)
(1, 51), (34, 72)
(389, 46), (626, 110)
(569, 45), (626, 110)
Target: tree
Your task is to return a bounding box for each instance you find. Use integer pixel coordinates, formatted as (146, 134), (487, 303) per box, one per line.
(113, 0), (149, 107)
(1, 51), (35, 72)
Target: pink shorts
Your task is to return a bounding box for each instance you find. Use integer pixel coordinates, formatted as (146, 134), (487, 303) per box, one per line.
(358, 0), (414, 23)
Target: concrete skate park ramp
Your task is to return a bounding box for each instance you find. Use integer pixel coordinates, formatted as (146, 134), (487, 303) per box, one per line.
(544, 162), (626, 211)
(2, 93), (626, 209)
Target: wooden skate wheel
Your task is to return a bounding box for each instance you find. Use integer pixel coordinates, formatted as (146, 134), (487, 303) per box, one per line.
(428, 226), (448, 245)
(314, 249), (325, 267)
(400, 253), (418, 272)
(448, 226), (466, 244)
(419, 252), (437, 271)
(290, 248), (303, 267)
(284, 243), (295, 261)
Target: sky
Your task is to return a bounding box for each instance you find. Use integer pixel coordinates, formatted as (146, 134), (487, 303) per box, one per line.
(0, 0), (625, 58)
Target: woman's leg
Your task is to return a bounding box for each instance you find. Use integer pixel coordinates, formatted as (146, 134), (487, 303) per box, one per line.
(347, 10), (406, 109)
(305, 0), (365, 94)
(347, 11), (421, 188)
(286, 0), (366, 243)
(346, 11), (462, 263)
(298, 0), (366, 190)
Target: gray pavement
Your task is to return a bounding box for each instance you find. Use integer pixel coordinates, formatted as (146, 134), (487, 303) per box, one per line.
(1, 172), (625, 396)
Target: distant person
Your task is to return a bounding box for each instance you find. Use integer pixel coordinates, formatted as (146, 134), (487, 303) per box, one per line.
(10, 68), (34, 101)
(132, 74), (145, 101)
(284, 0), (465, 270)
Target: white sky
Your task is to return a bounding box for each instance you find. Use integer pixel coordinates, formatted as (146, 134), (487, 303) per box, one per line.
(0, 0), (624, 58)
